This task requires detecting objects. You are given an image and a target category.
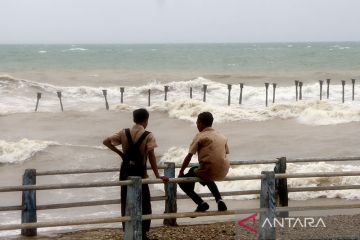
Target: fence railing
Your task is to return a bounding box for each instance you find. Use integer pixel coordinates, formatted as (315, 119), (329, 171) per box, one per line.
(1, 157), (360, 240)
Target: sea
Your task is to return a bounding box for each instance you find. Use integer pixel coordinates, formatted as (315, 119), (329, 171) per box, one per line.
(1, 42), (360, 236)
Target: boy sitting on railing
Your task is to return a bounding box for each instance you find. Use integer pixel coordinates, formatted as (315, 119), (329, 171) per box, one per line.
(103, 108), (168, 240)
(178, 112), (229, 213)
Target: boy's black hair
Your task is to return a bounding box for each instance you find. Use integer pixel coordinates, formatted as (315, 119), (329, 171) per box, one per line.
(133, 108), (149, 123)
(197, 112), (213, 127)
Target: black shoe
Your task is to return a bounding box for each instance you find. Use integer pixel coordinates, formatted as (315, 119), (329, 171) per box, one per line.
(217, 199), (227, 211)
(191, 202), (209, 218)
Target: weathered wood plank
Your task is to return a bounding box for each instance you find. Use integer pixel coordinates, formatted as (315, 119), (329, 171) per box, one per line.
(21, 169), (37, 236)
(163, 162), (177, 226)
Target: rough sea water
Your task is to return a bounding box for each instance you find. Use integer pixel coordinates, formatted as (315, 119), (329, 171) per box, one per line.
(1, 43), (360, 236)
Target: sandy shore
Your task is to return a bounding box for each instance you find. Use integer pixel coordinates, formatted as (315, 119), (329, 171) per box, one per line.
(4, 214), (360, 240)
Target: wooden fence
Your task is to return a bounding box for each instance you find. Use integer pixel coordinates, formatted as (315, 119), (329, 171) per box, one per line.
(1, 157), (360, 240)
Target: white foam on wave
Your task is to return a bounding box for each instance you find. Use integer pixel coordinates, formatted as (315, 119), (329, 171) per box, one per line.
(2, 76), (360, 125)
(0, 139), (56, 164)
(156, 146), (360, 200)
(62, 48), (88, 52)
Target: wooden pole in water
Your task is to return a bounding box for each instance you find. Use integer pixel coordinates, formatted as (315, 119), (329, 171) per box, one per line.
(163, 162), (177, 226)
(35, 93), (41, 112)
(319, 80), (323, 100)
(227, 84), (232, 106)
(239, 83), (244, 105)
(259, 171), (276, 240)
(326, 78), (330, 99)
(265, 83), (269, 107)
(299, 82), (303, 100)
(124, 177), (142, 240)
(342, 80), (345, 103)
(203, 84), (207, 102)
(190, 87), (193, 99)
(57, 91), (63, 112)
(352, 79), (355, 101)
(148, 89), (151, 106)
(102, 90), (109, 110)
(272, 83), (276, 104)
(21, 169), (37, 236)
(164, 86), (169, 101)
(120, 87), (124, 104)
(295, 80), (299, 101)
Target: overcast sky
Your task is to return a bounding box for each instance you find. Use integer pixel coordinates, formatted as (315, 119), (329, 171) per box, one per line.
(1, 0), (360, 44)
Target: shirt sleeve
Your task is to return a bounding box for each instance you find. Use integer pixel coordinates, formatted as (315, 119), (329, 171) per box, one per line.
(189, 134), (200, 155)
(225, 141), (230, 154)
(145, 132), (158, 153)
(109, 130), (123, 146)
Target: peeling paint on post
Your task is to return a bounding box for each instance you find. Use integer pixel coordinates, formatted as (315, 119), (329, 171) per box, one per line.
(21, 169), (37, 236)
(299, 82), (303, 100)
(265, 83), (269, 107)
(164, 86), (169, 101)
(352, 79), (355, 101)
(342, 80), (346, 103)
(295, 80), (299, 101)
(163, 162), (177, 226)
(239, 83), (244, 105)
(102, 90), (109, 110)
(319, 80), (323, 100)
(272, 83), (276, 104)
(35, 93), (41, 112)
(124, 177), (142, 240)
(227, 84), (232, 106)
(203, 84), (207, 102)
(259, 171), (276, 240)
(57, 91), (64, 112)
(326, 78), (331, 99)
(120, 87), (125, 104)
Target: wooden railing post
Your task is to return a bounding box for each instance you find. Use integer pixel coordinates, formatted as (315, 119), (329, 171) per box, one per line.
(203, 84), (207, 102)
(35, 93), (41, 112)
(259, 171), (276, 240)
(227, 84), (232, 106)
(272, 83), (276, 104)
(342, 80), (346, 103)
(295, 80), (299, 101)
(163, 162), (177, 226)
(148, 89), (151, 107)
(299, 82), (303, 100)
(21, 169), (37, 236)
(265, 83), (269, 107)
(124, 177), (142, 240)
(326, 78), (330, 99)
(239, 83), (244, 105)
(352, 79), (355, 101)
(164, 86), (169, 101)
(57, 91), (64, 112)
(190, 87), (193, 99)
(102, 90), (109, 110)
(319, 80), (323, 100)
(274, 157), (288, 218)
(120, 87), (125, 103)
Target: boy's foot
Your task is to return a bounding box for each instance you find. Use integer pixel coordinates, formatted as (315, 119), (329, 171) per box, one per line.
(217, 199), (227, 211)
(191, 202), (209, 218)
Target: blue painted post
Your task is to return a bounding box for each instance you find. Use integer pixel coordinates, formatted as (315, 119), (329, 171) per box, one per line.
(21, 169), (37, 236)
(163, 162), (177, 226)
(102, 90), (109, 110)
(35, 93), (41, 112)
(124, 177), (142, 240)
(259, 171), (276, 240)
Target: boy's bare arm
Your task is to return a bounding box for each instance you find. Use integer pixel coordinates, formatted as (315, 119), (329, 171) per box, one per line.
(178, 153), (193, 177)
(103, 138), (124, 159)
(148, 149), (169, 183)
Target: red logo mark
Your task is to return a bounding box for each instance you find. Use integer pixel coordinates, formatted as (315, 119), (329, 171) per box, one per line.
(237, 213), (257, 233)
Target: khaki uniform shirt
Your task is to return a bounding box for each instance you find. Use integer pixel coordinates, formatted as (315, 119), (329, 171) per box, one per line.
(189, 127), (230, 181)
(109, 124), (157, 178)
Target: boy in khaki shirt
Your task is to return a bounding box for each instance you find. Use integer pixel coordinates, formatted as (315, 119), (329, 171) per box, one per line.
(179, 112), (230, 212)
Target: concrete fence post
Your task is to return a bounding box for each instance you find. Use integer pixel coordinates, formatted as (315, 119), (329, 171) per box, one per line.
(120, 87), (125, 104)
(259, 171), (276, 240)
(319, 80), (323, 100)
(124, 177), (142, 240)
(265, 83), (269, 107)
(203, 84), (207, 102)
(272, 83), (276, 104)
(35, 93), (41, 112)
(102, 90), (109, 110)
(163, 162), (177, 226)
(21, 169), (37, 236)
(274, 157), (288, 218)
(239, 83), (244, 105)
(57, 91), (64, 112)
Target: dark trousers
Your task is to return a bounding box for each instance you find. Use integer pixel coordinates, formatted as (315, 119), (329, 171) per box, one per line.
(121, 183), (152, 234)
(178, 166), (222, 205)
